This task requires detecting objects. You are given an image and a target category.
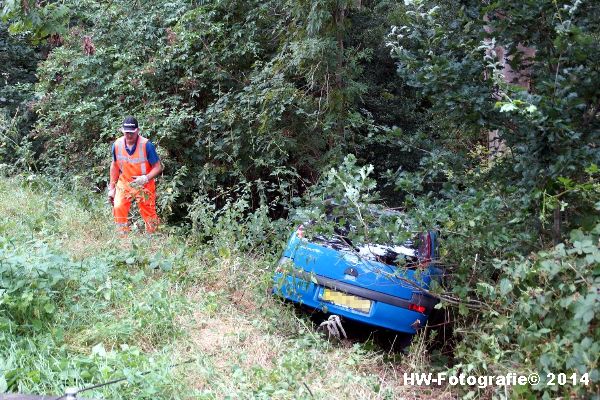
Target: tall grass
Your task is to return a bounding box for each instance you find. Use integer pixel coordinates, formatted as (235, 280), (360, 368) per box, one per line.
(0, 176), (190, 398)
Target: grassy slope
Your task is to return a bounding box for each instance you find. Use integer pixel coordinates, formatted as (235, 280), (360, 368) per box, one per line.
(0, 176), (453, 399)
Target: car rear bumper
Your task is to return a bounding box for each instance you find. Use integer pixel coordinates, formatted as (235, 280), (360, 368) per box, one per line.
(273, 272), (438, 334)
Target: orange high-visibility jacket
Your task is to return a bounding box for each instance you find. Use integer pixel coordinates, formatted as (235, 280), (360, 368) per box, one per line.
(114, 135), (156, 193)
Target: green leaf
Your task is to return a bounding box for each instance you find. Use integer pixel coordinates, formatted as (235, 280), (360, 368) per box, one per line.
(92, 343), (107, 357)
(498, 103), (518, 113)
(160, 261), (173, 272)
(525, 104), (537, 113)
(584, 163), (598, 175)
(32, 319), (42, 331)
(557, 176), (574, 189)
(44, 302), (55, 314)
(499, 279), (513, 296)
(582, 309), (594, 324)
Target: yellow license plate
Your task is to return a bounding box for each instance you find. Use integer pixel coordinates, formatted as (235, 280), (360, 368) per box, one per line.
(321, 289), (372, 313)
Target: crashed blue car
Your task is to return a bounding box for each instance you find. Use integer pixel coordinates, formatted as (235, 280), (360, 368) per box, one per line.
(273, 225), (442, 334)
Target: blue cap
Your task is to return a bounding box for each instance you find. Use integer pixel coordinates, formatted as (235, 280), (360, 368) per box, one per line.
(122, 116), (138, 132)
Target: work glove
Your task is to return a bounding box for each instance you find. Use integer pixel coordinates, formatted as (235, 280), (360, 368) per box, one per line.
(131, 175), (149, 187)
(107, 187), (115, 206)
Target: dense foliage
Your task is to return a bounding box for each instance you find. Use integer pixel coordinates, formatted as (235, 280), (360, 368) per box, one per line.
(2, 0), (423, 221)
(0, 23), (39, 173)
(386, 0), (600, 223)
(2, 0), (599, 398)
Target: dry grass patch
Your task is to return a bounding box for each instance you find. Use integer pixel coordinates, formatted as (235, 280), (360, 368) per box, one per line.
(176, 276), (454, 399)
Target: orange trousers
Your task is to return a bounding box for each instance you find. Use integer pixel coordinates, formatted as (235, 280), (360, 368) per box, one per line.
(113, 183), (159, 234)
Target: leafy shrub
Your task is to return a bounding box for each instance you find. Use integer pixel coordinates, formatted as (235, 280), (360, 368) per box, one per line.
(20, 0), (433, 228)
(188, 180), (290, 254)
(458, 224), (600, 398)
(0, 236), (110, 331)
(386, 0), (600, 236)
(0, 24), (39, 174)
(0, 96), (37, 175)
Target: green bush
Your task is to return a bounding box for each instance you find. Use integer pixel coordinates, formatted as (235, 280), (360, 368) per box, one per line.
(18, 0), (432, 227)
(188, 179), (290, 254)
(458, 224), (600, 398)
(0, 236), (110, 332)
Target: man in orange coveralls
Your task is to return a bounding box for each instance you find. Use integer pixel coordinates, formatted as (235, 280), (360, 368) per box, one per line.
(107, 116), (163, 234)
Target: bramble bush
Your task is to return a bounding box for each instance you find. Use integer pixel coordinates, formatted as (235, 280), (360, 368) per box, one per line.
(187, 179), (290, 254)
(2, 0), (429, 226)
(0, 236), (109, 332)
(466, 224), (600, 398)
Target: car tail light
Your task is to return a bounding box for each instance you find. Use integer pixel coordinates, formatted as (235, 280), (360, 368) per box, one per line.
(417, 232), (432, 268)
(409, 303), (426, 314)
(296, 224), (304, 238)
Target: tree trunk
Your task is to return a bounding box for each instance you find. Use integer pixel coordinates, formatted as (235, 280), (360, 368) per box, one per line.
(334, 3), (346, 146)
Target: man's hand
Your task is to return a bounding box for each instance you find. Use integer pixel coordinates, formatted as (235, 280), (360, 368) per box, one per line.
(107, 187), (115, 206)
(131, 175), (149, 187)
